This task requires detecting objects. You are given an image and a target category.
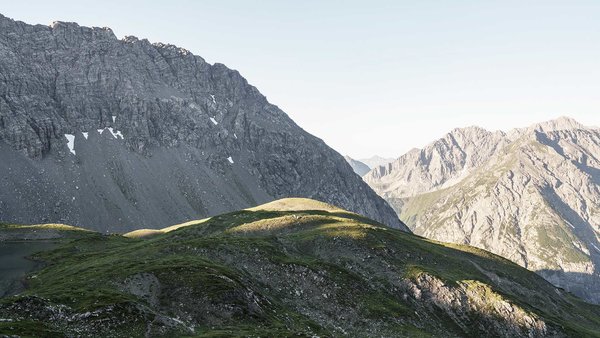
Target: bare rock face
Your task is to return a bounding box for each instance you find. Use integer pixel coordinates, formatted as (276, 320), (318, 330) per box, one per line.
(0, 14), (407, 233)
(365, 117), (600, 304)
(365, 126), (510, 198)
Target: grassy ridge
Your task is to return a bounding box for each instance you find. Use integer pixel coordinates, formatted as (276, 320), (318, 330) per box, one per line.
(1, 198), (599, 337)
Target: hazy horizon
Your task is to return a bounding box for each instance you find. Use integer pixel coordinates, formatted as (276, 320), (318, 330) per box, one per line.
(4, 0), (600, 158)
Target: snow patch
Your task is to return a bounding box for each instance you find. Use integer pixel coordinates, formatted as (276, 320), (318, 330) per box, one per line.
(98, 127), (124, 139)
(210, 117), (218, 125)
(82, 132), (89, 139)
(210, 94), (216, 104)
(592, 243), (600, 252)
(234, 133), (237, 139)
(64, 134), (76, 155)
(227, 156), (234, 164)
(107, 127), (124, 139)
(112, 115), (116, 123)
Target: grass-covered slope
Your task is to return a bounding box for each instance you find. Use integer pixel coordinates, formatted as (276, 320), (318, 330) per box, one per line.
(1, 198), (599, 337)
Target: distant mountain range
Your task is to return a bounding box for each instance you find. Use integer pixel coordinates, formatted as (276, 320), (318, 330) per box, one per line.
(0, 13), (406, 233)
(344, 156), (370, 176)
(365, 117), (600, 304)
(358, 155), (395, 169)
(344, 155), (395, 176)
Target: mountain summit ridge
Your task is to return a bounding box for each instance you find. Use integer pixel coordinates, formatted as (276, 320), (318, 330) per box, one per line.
(0, 13), (406, 232)
(365, 116), (600, 304)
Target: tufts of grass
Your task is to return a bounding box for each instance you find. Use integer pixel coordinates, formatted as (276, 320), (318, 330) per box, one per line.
(1, 198), (600, 337)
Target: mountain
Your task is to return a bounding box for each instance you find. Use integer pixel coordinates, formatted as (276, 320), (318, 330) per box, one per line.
(364, 117), (600, 304)
(1, 198), (599, 337)
(365, 126), (510, 198)
(0, 14), (406, 233)
(344, 155), (370, 176)
(358, 155), (395, 169)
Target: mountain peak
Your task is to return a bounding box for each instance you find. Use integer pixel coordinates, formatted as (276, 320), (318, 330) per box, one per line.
(449, 125), (489, 134)
(49, 19), (117, 40)
(358, 155), (395, 169)
(50, 20), (79, 29)
(366, 116), (600, 304)
(529, 116), (585, 132)
(0, 12), (404, 233)
(446, 125), (502, 141)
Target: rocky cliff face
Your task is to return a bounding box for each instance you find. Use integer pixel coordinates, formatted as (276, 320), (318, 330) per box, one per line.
(366, 126), (512, 197)
(365, 117), (600, 304)
(0, 14), (406, 232)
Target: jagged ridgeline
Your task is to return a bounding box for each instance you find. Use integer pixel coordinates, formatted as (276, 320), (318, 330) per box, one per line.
(365, 117), (600, 304)
(0, 14), (406, 232)
(1, 199), (599, 337)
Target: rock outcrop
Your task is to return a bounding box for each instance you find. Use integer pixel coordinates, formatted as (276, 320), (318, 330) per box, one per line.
(0, 14), (406, 232)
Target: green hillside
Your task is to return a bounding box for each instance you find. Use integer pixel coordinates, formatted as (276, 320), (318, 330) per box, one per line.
(1, 198), (599, 337)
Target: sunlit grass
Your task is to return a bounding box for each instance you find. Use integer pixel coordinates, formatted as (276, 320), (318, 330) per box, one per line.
(123, 218), (211, 238)
(2, 198), (600, 337)
(245, 197), (344, 213)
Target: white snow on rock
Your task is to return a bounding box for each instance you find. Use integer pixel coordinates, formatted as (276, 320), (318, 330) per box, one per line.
(82, 132), (89, 139)
(112, 115), (116, 123)
(98, 127), (124, 139)
(227, 156), (234, 164)
(210, 94), (216, 104)
(107, 127), (124, 139)
(592, 243), (600, 252)
(234, 133), (237, 139)
(210, 117), (218, 125)
(64, 134), (76, 155)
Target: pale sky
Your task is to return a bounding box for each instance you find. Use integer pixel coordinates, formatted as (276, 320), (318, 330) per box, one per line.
(3, 1), (600, 158)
